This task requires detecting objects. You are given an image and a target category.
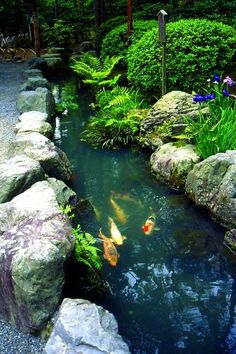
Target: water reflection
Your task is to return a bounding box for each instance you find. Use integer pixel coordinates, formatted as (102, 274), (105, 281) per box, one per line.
(54, 83), (236, 353)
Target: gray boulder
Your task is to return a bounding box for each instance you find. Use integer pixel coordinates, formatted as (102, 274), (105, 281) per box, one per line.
(19, 111), (49, 123)
(47, 178), (77, 208)
(150, 143), (200, 189)
(0, 181), (74, 333)
(0, 155), (45, 203)
(10, 132), (72, 182)
(20, 77), (50, 92)
(17, 87), (55, 118)
(44, 298), (130, 354)
(24, 69), (43, 79)
(140, 91), (207, 147)
(185, 150), (236, 228)
(15, 119), (53, 138)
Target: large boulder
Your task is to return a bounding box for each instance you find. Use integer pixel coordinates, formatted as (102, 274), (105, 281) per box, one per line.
(15, 119), (53, 139)
(150, 143), (200, 189)
(19, 111), (49, 123)
(17, 87), (55, 118)
(185, 150), (236, 228)
(24, 69), (43, 79)
(0, 181), (74, 333)
(20, 77), (50, 92)
(10, 132), (72, 182)
(0, 155), (45, 203)
(44, 298), (130, 354)
(140, 91), (207, 147)
(47, 178), (77, 207)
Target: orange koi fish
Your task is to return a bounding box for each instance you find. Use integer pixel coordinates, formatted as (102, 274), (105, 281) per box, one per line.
(110, 196), (127, 224)
(108, 217), (126, 245)
(142, 215), (160, 235)
(98, 228), (119, 267)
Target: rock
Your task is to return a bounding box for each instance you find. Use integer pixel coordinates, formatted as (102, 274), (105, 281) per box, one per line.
(185, 150), (236, 228)
(224, 229), (236, 254)
(24, 69), (43, 79)
(19, 111), (49, 123)
(44, 298), (130, 354)
(27, 57), (47, 70)
(140, 91), (208, 145)
(150, 143), (200, 189)
(0, 155), (45, 203)
(140, 136), (163, 151)
(17, 88), (55, 118)
(0, 181), (74, 333)
(79, 41), (94, 52)
(46, 48), (65, 55)
(15, 119), (53, 139)
(20, 77), (50, 92)
(47, 178), (77, 208)
(10, 132), (72, 182)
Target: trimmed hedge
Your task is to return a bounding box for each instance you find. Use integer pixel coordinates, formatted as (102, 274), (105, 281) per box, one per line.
(100, 20), (156, 64)
(127, 19), (236, 95)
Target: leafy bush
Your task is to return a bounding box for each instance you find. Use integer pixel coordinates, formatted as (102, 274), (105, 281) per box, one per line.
(41, 19), (74, 47)
(96, 16), (126, 50)
(70, 53), (122, 89)
(100, 20), (156, 65)
(127, 19), (236, 95)
(81, 86), (145, 149)
(185, 74), (236, 159)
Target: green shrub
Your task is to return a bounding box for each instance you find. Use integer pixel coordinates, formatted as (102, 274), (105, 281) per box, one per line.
(41, 19), (74, 47)
(96, 16), (126, 50)
(100, 20), (156, 65)
(127, 19), (236, 95)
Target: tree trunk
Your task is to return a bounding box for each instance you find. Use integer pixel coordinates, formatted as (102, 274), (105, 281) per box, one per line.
(32, 0), (40, 56)
(127, 0), (133, 44)
(94, 0), (105, 28)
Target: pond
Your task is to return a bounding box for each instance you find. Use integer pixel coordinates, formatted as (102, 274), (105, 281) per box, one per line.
(53, 78), (236, 354)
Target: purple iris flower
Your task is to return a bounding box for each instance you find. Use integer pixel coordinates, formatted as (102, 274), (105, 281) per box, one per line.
(212, 74), (221, 83)
(206, 93), (216, 100)
(193, 94), (206, 103)
(223, 89), (230, 97)
(223, 76), (235, 87)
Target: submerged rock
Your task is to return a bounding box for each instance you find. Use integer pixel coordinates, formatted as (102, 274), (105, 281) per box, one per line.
(150, 143), (200, 189)
(0, 155), (45, 203)
(0, 181), (74, 333)
(17, 87), (55, 118)
(44, 298), (130, 354)
(10, 132), (72, 182)
(185, 150), (236, 228)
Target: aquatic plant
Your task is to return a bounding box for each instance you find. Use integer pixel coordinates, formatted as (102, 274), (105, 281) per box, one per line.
(186, 74), (236, 159)
(81, 86), (145, 149)
(70, 53), (122, 89)
(73, 225), (102, 270)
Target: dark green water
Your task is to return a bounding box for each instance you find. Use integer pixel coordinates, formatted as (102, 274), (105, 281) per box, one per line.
(53, 80), (236, 354)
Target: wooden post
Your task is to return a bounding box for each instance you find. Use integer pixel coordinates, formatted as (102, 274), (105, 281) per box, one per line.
(127, 0), (133, 43)
(157, 10), (167, 96)
(32, 0), (40, 56)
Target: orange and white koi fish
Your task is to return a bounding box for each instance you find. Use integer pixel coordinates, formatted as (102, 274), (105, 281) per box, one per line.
(110, 196), (127, 224)
(108, 217), (126, 245)
(98, 228), (119, 267)
(142, 215), (159, 235)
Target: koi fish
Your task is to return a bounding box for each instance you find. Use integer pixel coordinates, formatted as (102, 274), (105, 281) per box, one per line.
(111, 191), (143, 208)
(110, 196), (127, 224)
(98, 228), (119, 267)
(108, 217), (126, 245)
(142, 215), (160, 235)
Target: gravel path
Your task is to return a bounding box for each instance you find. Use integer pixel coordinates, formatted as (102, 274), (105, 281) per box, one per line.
(0, 59), (45, 353)
(0, 60), (25, 161)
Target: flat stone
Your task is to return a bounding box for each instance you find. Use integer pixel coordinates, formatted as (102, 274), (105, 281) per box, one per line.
(19, 111), (49, 123)
(15, 119), (53, 138)
(24, 69), (43, 79)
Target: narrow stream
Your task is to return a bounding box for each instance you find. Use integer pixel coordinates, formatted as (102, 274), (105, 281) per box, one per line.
(53, 78), (236, 354)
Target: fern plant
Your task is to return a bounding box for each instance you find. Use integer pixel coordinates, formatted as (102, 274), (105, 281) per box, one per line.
(70, 53), (122, 89)
(73, 225), (102, 270)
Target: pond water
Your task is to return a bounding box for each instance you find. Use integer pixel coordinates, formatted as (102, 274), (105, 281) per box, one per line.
(53, 78), (236, 354)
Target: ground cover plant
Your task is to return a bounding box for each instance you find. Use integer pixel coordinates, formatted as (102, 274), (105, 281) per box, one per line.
(185, 74), (236, 158)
